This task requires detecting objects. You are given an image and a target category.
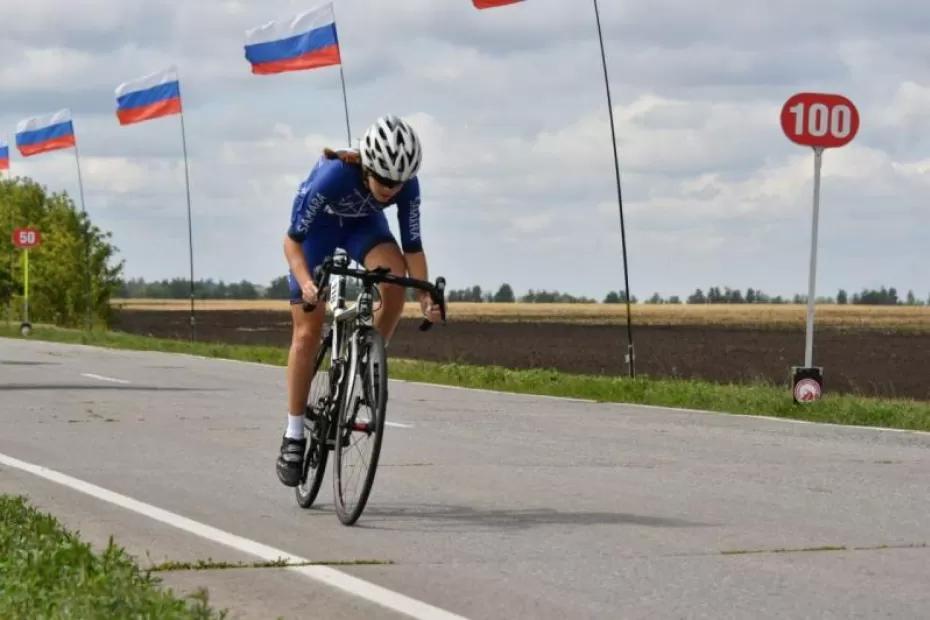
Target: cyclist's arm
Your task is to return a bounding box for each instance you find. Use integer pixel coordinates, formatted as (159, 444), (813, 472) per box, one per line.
(285, 161), (341, 301)
(395, 179), (423, 255)
(404, 250), (429, 283)
(404, 250), (441, 322)
(395, 180), (431, 302)
(283, 235), (312, 289)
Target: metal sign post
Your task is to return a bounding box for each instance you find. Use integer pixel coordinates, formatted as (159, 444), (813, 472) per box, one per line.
(22, 248), (30, 334)
(12, 226), (41, 336)
(780, 92), (860, 403)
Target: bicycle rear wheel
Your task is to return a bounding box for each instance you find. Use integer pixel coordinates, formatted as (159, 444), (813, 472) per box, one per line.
(334, 328), (387, 525)
(296, 333), (332, 509)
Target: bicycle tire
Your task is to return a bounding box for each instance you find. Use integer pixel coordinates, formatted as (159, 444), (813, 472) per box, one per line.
(334, 328), (388, 525)
(296, 334), (332, 509)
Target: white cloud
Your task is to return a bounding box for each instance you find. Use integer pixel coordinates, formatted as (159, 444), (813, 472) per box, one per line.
(1, 0), (928, 299)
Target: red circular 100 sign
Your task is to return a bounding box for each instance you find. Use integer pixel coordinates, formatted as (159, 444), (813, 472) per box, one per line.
(12, 227), (42, 249)
(781, 93), (859, 148)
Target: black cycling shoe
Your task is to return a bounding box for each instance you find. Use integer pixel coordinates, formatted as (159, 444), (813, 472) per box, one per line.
(276, 436), (307, 487)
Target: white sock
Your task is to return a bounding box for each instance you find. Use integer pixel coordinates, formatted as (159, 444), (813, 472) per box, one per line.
(285, 413), (304, 439)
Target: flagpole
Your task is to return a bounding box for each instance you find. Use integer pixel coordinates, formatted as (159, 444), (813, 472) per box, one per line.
(593, 0), (635, 378)
(338, 66), (352, 147)
(331, 2), (352, 146)
(3, 167), (13, 326)
(178, 106), (196, 343)
(73, 136), (93, 330)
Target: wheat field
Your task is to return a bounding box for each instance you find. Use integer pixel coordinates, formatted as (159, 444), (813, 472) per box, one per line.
(111, 299), (930, 331)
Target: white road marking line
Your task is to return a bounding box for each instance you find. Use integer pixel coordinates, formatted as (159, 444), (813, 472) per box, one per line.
(0, 452), (468, 620)
(386, 422), (414, 429)
(81, 373), (131, 384)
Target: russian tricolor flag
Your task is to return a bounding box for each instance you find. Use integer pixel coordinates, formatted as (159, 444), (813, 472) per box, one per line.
(0, 141), (9, 170)
(15, 109), (76, 158)
(245, 4), (341, 75)
(474, 0), (525, 8)
(116, 68), (182, 126)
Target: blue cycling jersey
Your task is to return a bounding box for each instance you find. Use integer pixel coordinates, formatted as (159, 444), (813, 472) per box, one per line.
(287, 155), (423, 253)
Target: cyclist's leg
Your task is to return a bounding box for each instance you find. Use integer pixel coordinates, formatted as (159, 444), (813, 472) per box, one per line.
(286, 301), (325, 423)
(278, 217), (339, 486)
(345, 213), (406, 342)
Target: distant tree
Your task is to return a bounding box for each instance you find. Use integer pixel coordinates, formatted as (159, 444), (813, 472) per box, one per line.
(603, 290), (635, 304)
(647, 292), (663, 304)
(493, 283), (515, 303)
(837, 289), (848, 305)
(745, 288), (756, 304)
(448, 285), (485, 302)
(232, 280), (258, 299)
(906, 290), (917, 306)
(855, 287), (900, 305)
(1, 176), (122, 325)
(266, 276), (291, 299)
(0, 264), (12, 307)
(668, 295), (682, 304)
(687, 289), (706, 304)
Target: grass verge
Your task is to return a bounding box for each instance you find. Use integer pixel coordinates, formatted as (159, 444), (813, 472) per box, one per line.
(0, 494), (224, 619)
(3, 323), (929, 432)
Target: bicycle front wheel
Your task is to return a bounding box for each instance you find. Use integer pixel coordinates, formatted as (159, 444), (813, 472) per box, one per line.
(296, 334), (332, 509)
(334, 328), (388, 525)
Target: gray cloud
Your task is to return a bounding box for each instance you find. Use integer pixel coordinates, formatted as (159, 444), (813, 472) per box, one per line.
(1, 0), (928, 299)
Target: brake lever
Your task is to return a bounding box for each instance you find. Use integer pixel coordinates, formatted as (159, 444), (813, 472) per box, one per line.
(302, 263), (331, 313)
(418, 277), (447, 331)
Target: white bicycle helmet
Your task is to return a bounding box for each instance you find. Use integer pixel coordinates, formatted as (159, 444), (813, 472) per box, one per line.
(360, 115), (422, 183)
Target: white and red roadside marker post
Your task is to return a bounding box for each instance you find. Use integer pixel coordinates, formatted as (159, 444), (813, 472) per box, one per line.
(780, 93), (860, 403)
(12, 226), (41, 336)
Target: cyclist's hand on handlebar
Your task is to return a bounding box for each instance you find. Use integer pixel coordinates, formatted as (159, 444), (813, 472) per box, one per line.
(418, 290), (442, 323)
(301, 278), (320, 305)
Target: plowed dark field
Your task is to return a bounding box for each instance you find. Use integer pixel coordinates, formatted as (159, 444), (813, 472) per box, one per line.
(112, 309), (930, 400)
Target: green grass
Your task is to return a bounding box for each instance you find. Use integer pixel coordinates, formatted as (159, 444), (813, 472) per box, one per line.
(3, 323), (930, 432)
(0, 495), (224, 619)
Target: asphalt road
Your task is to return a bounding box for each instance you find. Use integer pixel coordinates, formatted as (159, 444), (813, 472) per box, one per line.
(1, 337), (929, 619)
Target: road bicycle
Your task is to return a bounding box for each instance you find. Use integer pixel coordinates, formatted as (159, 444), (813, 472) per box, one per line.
(295, 251), (446, 525)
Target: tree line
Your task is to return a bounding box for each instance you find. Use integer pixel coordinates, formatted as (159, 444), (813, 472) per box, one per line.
(679, 286), (926, 306)
(117, 277), (263, 300)
(112, 277), (930, 306)
(448, 285), (928, 306)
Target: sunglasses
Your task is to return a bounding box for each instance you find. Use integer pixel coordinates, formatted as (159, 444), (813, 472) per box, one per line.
(367, 169), (403, 190)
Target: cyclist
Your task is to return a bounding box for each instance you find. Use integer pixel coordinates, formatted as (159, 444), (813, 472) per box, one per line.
(277, 115), (442, 487)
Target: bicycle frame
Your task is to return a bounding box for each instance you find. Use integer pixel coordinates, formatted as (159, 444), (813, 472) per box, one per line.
(324, 255), (375, 423)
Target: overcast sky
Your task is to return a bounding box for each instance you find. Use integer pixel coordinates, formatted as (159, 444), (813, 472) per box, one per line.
(2, 0), (928, 299)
